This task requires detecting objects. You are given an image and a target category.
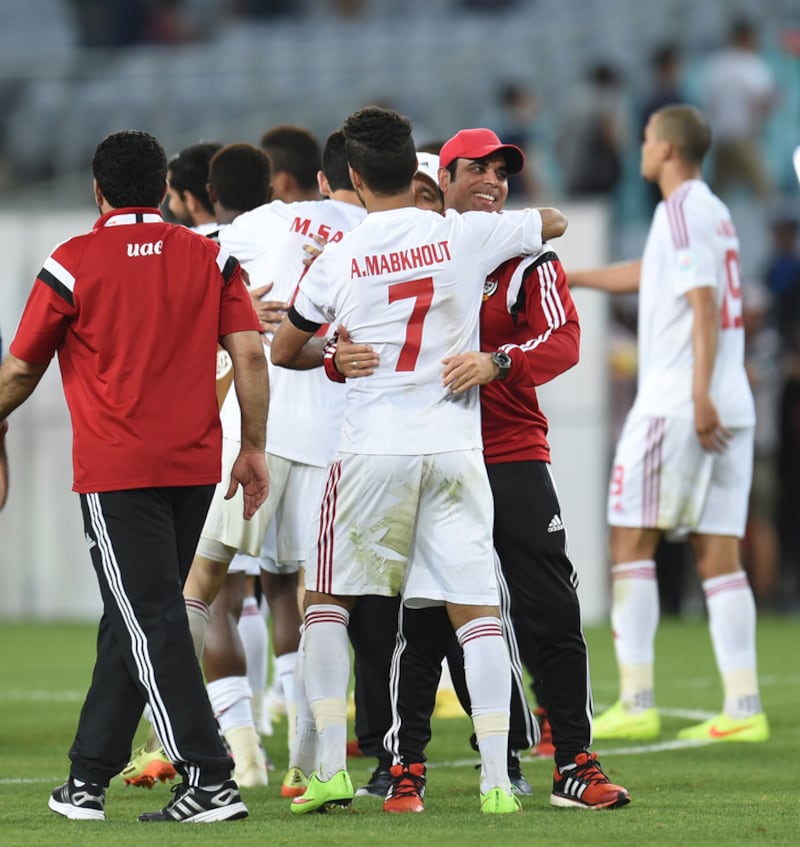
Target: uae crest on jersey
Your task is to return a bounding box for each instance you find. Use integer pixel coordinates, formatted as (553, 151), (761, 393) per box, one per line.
(483, 277), (498, 301)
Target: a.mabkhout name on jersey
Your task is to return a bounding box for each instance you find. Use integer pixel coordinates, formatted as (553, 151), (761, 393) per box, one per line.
(350, 241), (452, 278)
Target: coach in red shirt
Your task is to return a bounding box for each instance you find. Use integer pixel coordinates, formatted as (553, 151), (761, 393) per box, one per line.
(0, 130), (268, 823)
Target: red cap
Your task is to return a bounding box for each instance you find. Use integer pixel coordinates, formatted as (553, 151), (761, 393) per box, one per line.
(439, 128), (525, 174)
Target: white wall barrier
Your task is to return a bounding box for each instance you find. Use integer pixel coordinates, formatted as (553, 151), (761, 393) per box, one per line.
(0, 203), (612, 623)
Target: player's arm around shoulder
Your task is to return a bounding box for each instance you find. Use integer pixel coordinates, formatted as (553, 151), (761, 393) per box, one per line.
(538, 207), (568, 241)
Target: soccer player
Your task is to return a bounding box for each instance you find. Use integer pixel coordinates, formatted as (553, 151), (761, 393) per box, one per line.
(259, 125), (323, 202)
(271, 106), (566, 815)
(186, 142), (275, 787)
(332, 129), (630, 812)
(0, 129), (267, 823)
(218, 129), (366, 797)
(164, 141), (223, 234)
(569, 104), (769, 743)
(411, 152), (444, 212)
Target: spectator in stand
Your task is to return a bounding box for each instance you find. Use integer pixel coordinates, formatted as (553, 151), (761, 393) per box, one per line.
(704, 18), (778, 201)
(491, 81), (544, 201)
(764, 210), (800, 350)
(639, 44), (686, 212)
(556, 62), (629, 198)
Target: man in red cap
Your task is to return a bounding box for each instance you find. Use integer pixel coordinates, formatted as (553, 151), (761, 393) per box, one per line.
(331, 126), (631, 813)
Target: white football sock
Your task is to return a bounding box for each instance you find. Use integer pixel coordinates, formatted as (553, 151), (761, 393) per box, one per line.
(207, 675), (254, 733)
(289, 629), (318, 775)
(610, 560), (659, 711)
(703, 571), (762, 717)
(457, 616), (511, 794)
(185, 597), (210, 663)
(303, 605), (350, 780)
(274, 650), (299, 749)
(237, 596), (268, 729)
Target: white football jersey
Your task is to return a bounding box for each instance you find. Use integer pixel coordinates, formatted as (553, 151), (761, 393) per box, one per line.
(293, 205), (544, 455)
(632, 179), (755, 426)
(219, 199), (366, 465)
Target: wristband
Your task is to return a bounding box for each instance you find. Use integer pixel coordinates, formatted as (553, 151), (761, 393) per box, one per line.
(323, 334), (346, 383)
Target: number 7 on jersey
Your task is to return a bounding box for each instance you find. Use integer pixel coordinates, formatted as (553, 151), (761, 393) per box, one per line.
(388, 277), (434, 371)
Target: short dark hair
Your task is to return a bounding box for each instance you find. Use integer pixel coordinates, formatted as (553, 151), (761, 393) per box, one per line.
(93, 130), (167, 209)
(731, 18), (756, 44)
(651, 43), (679, 72)
(341, 106), (416, 196)
(259, 125), (321, 192)
(322, 130), (353, 193)
(167, 142), (222, 215)
(654, 104), (712, 166)
(209, 143), (272, 213)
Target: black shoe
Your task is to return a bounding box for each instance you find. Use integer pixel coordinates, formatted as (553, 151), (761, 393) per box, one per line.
(354, 764), (392, 798)
(508, 751), (533, 797)
(48, 776), (106, 821)
(138, 779), (248, 823)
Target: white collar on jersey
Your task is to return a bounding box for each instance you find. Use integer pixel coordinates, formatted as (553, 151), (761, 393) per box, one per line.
(104, 211), (162, 226)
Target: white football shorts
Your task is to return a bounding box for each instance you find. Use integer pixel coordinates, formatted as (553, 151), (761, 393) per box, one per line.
(607, 413), (753, 538)
(197, 437), (287, 561)
(228, 458), (323, 575)
(306, 449), (499, 608)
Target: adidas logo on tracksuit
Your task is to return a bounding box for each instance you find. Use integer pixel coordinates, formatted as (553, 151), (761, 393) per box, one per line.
(547, 514), (564, 534)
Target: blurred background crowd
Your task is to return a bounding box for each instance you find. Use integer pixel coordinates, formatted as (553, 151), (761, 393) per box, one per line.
(0, 0), (799, 615)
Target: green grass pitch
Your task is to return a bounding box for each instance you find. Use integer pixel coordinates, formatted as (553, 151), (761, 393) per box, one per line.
(0, 616), (796, 846)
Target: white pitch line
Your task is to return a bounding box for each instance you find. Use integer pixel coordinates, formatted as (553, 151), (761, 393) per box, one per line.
(657, 706), (715, 720)
(0, 690), (83, 702)
(437, 706), (725, 769)
(439, 736), (715, 770)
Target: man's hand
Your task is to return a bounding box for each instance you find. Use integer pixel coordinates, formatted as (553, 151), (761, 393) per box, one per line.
(442, 351), (498, 394)
(333, 326), (379, 377)
(249, 282), (289, 339)
(225, 449), (269, 520)
(302, 234), (328, 267)
(694, 395), (731, 453)
(0, 418), (8, 511)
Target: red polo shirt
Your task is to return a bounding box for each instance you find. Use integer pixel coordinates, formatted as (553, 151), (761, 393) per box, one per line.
(10, 208), (261, 492)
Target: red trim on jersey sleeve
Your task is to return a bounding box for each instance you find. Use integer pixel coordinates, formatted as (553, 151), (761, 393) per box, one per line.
(665, 182), (691, 249)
